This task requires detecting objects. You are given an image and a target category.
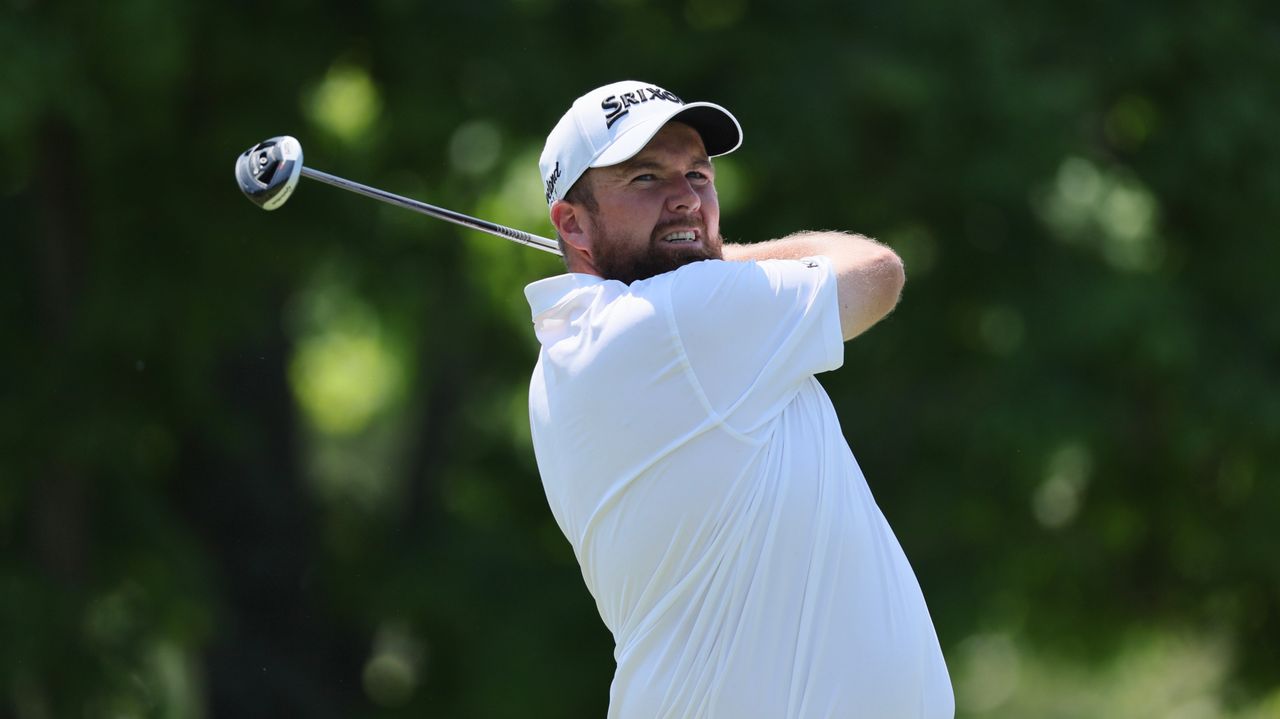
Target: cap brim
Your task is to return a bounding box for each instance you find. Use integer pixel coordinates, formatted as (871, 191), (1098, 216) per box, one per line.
(590, 101), (743, 169)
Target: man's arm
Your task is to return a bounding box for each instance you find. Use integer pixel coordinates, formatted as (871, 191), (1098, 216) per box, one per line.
(723, 232), (905, 341)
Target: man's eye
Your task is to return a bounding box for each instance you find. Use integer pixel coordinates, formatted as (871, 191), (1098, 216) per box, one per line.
(632, 174), (657, 182)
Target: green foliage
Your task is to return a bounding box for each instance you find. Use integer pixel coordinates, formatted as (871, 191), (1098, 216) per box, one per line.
(2, 0), (1278, 716)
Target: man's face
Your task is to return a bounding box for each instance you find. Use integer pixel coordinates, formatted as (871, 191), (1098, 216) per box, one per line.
(577, 122), (723, 284)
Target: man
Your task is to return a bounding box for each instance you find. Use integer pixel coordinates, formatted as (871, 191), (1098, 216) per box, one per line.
(525, 80), (953, 718)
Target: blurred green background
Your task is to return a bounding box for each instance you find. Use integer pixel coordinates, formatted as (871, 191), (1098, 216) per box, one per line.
(3, 0), (1279, 716)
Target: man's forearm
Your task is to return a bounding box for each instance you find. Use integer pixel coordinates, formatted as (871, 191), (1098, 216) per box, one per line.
(722, 231), (882, 262)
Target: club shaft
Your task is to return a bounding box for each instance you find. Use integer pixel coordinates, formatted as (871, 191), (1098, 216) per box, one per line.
(299, 167), (561, 256)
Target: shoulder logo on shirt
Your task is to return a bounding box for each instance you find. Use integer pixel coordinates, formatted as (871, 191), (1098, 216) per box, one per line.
(802, 259), (819, 268)
(601, 87), (684, 129)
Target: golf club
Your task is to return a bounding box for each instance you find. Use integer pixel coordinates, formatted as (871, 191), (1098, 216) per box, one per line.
(234, 136), (562, 256)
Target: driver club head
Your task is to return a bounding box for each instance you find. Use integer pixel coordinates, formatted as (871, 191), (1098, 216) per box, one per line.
(235, 136), (303, 210)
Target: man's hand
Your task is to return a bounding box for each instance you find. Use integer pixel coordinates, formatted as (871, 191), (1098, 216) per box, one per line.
(723, 232), (905, 341)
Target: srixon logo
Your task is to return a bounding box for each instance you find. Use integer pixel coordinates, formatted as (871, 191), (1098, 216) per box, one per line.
(601, 87), (683, 129)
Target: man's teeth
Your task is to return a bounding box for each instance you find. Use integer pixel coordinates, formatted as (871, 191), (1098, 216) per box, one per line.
(664, 231), (697, 242)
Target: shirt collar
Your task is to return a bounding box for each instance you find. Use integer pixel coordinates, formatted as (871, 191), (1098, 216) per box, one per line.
(524, 273), (605, 319)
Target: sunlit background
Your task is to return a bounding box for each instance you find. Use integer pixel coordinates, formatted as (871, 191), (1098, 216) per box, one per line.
(3, 0), (1278, 717)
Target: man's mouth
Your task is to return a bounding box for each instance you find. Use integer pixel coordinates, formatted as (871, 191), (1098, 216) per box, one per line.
(660, 229), (700, 244)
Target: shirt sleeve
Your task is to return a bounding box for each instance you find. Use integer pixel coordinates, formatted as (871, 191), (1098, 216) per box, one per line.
(667, 257), (844, 429)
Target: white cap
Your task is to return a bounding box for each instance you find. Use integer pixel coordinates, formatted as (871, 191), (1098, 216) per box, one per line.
(539, 80), (743, 206)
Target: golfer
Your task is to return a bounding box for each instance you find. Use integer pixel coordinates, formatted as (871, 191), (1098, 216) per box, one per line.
(526, 80), (954, 718)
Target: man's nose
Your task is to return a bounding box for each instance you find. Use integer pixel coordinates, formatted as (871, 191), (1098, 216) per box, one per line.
(665, 177), (701, 213)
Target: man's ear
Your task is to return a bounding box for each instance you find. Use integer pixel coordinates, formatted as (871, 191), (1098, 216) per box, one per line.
(550, 200), (592, 258)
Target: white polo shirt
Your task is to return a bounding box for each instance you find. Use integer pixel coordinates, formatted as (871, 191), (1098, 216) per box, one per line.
(525, 257), (953, 719)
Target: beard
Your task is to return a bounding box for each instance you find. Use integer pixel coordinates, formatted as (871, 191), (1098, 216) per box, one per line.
(590, 215), (724, 285)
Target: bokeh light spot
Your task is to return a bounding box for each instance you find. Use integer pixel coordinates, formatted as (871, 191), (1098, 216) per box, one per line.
(287, 285), (404, 436)
(362, 622), (425, 708)
(304, 62), (382, 144)
(1032, 442), (1092, 529)
(1034, 156), (1163, 272)
(449, 120), (502, 176)
(956, 632), (1022, 713)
